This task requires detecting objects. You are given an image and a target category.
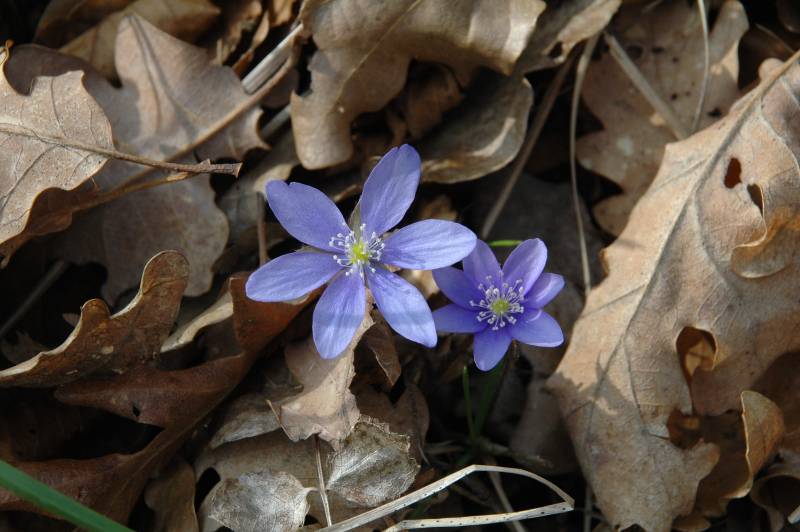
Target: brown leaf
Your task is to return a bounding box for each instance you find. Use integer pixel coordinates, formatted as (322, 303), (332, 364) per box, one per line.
(60, 0), (220, 80)
(359, 318), (401, 388)
(356, 386), (429, 463)
(549, 53), (800, 531)
(199, 470), (311, 532)
(34, 0), (133, 47)
(204, 0), (264, 65)
(325, 419), (419, 507)
(274, 311), (373, 444)
(419, 74), (533, 184)
(751, 461), (800, 532)
(161, 291), (233, 354)
(578, 0), (748, 235)
(0, 251), (188, 387)
(0, 68), (113, 265)
(209, 393), (280, 449)
(516, 0), (621, 73)
(144, 457), (199, 532)
(291, 0), (543, 169)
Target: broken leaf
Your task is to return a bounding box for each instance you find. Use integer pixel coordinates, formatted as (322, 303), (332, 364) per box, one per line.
(549, 53), (800, 531)
(144, 457), (199, 532)
(291, 0), (543, 169)
(578, 0), (748, 235)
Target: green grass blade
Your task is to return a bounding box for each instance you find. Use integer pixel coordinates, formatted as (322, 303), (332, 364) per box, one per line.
(0, 459), (132, 532)
(487, 239), (523, 248)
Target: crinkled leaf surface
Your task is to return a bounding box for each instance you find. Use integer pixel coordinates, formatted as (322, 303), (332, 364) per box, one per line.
(578, 0), (748, 235)
(549, 55), (800, 531)
(291, 0), (544, 169)
(0, 251), (188, 387)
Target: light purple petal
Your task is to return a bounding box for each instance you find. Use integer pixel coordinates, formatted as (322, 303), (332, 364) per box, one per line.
(509, 309), (563, 347)
(312, 272), (366, 359)
(267, 180), (347, 251)
(527, 273), (564, 308)
(463, 240), (501, 286)
(367, 267), (436, 347)
(432, 267), (483, 309)
(502, 239), (547, 294)
(433, 304), (485, 334)
(359, 145), (421, 236)
(245, 251), (341, 302)
(381, 220), (476, 270)
(473, 328), (512, 371)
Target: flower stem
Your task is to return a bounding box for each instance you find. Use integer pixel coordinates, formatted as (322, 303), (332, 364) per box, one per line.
(487, 239), (523, 248)
(0, 459), (132, 532)
(462, 365), (478, 447)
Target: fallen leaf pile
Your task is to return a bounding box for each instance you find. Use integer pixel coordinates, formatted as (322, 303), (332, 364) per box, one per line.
(1, 0), (799, 530)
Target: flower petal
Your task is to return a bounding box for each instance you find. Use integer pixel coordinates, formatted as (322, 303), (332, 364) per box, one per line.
(312, 272), (366, 359)
(527, 273), (564, 308)
(502, 239), (547, 294)
(359, 145), (421, 236)
(433, 304), (485, 334)
(509, 309), (563, 347)
(245, 251), (341, 302)
(367, 267), (436, 347)
(462, 239), (501, 285)
(432, 267), (483, 309)
(473, 328), (512, 371)
(381, 220), (476, 270)
(267, 180), (347, 251)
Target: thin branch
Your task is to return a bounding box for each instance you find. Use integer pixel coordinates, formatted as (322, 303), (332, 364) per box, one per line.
(243, 24), (304, 94)
(691, 0), (710, 133)
(319, 465), (573, 532)
(604, 31), (690, 140)
(0, 123), (241, 177)
(314, 435), (333, 527)
(480, 54), (576, 239)
(582, 483), (593, 532)
(570, 35), (598, 298)
(485, 457), (527, 532)
(0, 260), (68, 341)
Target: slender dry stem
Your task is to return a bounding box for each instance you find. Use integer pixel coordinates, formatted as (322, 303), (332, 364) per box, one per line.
(691, 0), (710, 133)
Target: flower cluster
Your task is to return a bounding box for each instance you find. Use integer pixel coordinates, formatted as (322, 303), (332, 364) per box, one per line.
(246, 144), (564, 369)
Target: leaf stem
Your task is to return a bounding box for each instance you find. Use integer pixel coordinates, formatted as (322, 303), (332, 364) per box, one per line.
(0, 459), (132, 532)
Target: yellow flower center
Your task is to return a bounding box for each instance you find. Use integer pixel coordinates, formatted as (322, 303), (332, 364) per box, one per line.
(349, 239), (370, 265)
(490, 298), (511, 317)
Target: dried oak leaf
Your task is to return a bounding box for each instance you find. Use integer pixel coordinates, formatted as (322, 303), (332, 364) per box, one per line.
(0, 68), (113, 265)
(0, 251), (188, 387)
(7, 16), (267, 300)
(144, 457), (199, 532)
(548, 54), (800, 531)
(578, 0), (748, 235)
(60, 0), (220, 80)
(274, 311), (373, 444)
(0, 277), (312, 524)
(34, 0), (133, 47)
(291, 0), (544, 169)
(200, 470), (311, 532)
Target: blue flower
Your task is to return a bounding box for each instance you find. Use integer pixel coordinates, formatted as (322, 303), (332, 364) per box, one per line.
(246, 145), (477, 359)
(432, 239), (564, 371)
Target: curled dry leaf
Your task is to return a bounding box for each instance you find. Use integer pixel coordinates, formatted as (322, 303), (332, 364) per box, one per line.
(209, 393), (280, 449)
(356, 386), (430, 463)
(60, 0), (220, 80)
(420, 74), (533, 184)
(0, 251), (188, 387)
(359, 318), (402, 388)
(0, 68), (113, 265)
(274, 311), (373, 444)
(199, 470), (311, 532)
(144, 457), (199, 532)
(549, 53), (800, 531)
(516, 0), (621, 73)
(326, 418), (419, 507)
(751, 462), (800, 532)
(292, 0), (543, 169)
(578, 0), (748, 235)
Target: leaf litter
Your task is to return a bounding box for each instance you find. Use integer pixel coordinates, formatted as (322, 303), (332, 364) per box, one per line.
(0, 1), (798, 531)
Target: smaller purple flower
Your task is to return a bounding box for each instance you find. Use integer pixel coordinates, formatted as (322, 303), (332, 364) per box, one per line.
(246, 144), (477, 359)
(432, 239), (564, 371)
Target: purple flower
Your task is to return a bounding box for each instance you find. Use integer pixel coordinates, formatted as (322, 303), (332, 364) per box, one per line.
(246, 145), (477, 359)
(432, 239), (564, 371)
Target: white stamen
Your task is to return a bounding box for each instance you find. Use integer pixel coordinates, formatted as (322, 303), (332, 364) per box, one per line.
(328, 222), (384, 277)
(469, 277), (525, 330)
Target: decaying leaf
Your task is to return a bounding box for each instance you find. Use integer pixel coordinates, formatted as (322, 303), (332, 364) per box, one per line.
(161, 291), (232, 354)
(209, 393), (280, 449)
(144, 457), (199, 532)
(60, 0), (220, 80)
(34, 0), (133, 46)
(199, 470), (311, 532)
(274, 311), (373, 444)
(326, 418), (419, 507)
(578, 0), (748, 235)
(0, 251), (188, 387)
(0, 67), (113, 265)
(549, 52), (800, 531)
(420, 74), (533, 184)
(357, 385), (430, 462)
(358, 318), (401, 388)
(751, 461), (800, 532)
(291, 0), (543, 169)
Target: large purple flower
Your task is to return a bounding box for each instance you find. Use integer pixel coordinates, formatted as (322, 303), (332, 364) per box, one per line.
(432, 239), (564, 371)
(246, 145), (476, 359)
